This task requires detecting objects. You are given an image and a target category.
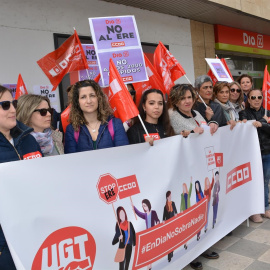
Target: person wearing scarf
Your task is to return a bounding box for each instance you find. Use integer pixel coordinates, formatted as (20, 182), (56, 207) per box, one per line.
(212, 82), (239, 129)
(163, 191), (177, 263)
(112, 207), (136, 270)
(16, 94), (64, 157)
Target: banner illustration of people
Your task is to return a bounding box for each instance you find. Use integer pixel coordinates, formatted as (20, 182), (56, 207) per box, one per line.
(0, 123), (264, 270)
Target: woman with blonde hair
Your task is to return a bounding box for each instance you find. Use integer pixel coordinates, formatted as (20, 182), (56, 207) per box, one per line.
(229, 81), (244, 115)
(64, 80), (128, 153)
(17, 94), (64, 157)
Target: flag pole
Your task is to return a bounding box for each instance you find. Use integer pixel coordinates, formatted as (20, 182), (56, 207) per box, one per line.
(265, 89), (268, 116)
(124, 84), (150, 137)
(184, 74), (207, 108)
(73, 26), (90, 80)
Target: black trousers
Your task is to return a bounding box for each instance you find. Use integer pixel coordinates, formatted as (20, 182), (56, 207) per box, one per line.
(119, 244), (132, 270)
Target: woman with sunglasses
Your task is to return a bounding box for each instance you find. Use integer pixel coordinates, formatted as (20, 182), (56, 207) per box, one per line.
(127, 89), (174, 145)
(0, 86), (42, 270)
(239, 89), (270, 223)
(65, 80), (129, 153)
(229, 81), (244, 116)
(17, 94), (64, 157)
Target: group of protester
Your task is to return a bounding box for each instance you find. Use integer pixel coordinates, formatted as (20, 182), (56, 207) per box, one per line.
(0, 71), (269, 270)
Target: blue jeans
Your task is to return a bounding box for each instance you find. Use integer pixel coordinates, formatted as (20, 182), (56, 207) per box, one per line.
(262, 153), (270, 210)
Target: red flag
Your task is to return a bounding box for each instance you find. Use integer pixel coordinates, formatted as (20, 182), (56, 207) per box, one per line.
(109, 58), (139, 122)
(207, 58), (233, 86)
(37, 29), (88, 91)
(154, 41), (186, 93)
(262, 65), (270, 110)
(61, 105), (71, 133)
(93, 73), (101, 83)
(15, 74), (28, 100)
(133, 53), (165, 107)
(207, 69), (218, 86)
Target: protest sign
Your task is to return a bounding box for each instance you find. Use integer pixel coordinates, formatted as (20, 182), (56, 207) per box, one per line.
(0, 122), (264, 270)
(205, 58), (233, 83)
(33, 85), (58, 103)
(89, 15), (148, 86)
(2, 84), (17, 98)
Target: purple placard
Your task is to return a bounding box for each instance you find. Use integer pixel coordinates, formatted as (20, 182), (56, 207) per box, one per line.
(90, 16), (139, 50)
(99, 48), (148, 86)
(212, 63), (229, 79)
(3, 84), (16, 98)
(79, 44), (101, 81)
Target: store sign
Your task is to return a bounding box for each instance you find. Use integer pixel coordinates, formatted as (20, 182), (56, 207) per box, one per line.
(214, 25), (270, 56)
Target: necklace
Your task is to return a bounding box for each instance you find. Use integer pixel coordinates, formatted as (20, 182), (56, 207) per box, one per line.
(87, 121), (99, 133)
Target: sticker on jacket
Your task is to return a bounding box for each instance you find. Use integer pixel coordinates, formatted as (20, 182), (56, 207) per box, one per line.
(143, 133), (160, 141)
(23, 151), (42, 160)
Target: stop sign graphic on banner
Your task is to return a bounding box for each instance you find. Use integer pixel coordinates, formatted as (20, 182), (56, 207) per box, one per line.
(96, 173), (119, 204)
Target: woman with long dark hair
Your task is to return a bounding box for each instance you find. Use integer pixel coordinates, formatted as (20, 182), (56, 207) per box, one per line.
(64, 80), (129, 153)
(112, 206), (136, 270)
(127, 89), (174, 144)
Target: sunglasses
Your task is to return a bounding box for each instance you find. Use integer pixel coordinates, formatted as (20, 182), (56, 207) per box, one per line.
(250, 96), (263, 100)
(230, 88), (241, 93)
(0, 100), (18, 110)
(33, 108), (53, 116)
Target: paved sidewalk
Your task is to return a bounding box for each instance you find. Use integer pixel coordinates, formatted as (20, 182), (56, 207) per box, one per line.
(183, 217), (270, 270)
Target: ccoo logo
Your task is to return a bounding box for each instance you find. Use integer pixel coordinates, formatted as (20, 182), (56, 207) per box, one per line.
(32, 227), (96, 270)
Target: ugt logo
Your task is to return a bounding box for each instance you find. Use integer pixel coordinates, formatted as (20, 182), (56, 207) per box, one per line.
(32, 227), (96, 270)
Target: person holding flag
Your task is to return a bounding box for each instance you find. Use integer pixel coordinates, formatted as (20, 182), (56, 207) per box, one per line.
(239, 89), (270, 222)
(193, 75), (227, 134)
(64, 80), (129, 153)
(127, 89), (174, 144)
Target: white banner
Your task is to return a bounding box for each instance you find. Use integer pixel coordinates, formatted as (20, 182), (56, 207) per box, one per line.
(0, 122), (264, 270)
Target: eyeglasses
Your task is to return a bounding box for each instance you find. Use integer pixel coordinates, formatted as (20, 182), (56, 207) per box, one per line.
(33, 108), (53, 116)
(230, 88), (241, 93)
(0, 100), (18, 110)
(250, 96), (263, 100)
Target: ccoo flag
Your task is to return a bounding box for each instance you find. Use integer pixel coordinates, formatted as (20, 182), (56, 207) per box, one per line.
(37, 29), (88, 91)
(133, 53), (165, 107)
(15, 74), (28, 100)
(109, 59), (139, 122)
(154, 41), (186, 93)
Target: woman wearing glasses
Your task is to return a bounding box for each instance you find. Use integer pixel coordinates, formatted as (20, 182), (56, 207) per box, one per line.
(64, 80), (128, 153)
(239, 89), (270, 222)
(229, 81), (244, 116)
(17, 94), (64, 157)
(0, 86), (42, 270)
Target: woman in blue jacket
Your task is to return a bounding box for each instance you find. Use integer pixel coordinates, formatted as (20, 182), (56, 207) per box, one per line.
(0, 85), (42, 270)
(64, 80), (129, 153)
